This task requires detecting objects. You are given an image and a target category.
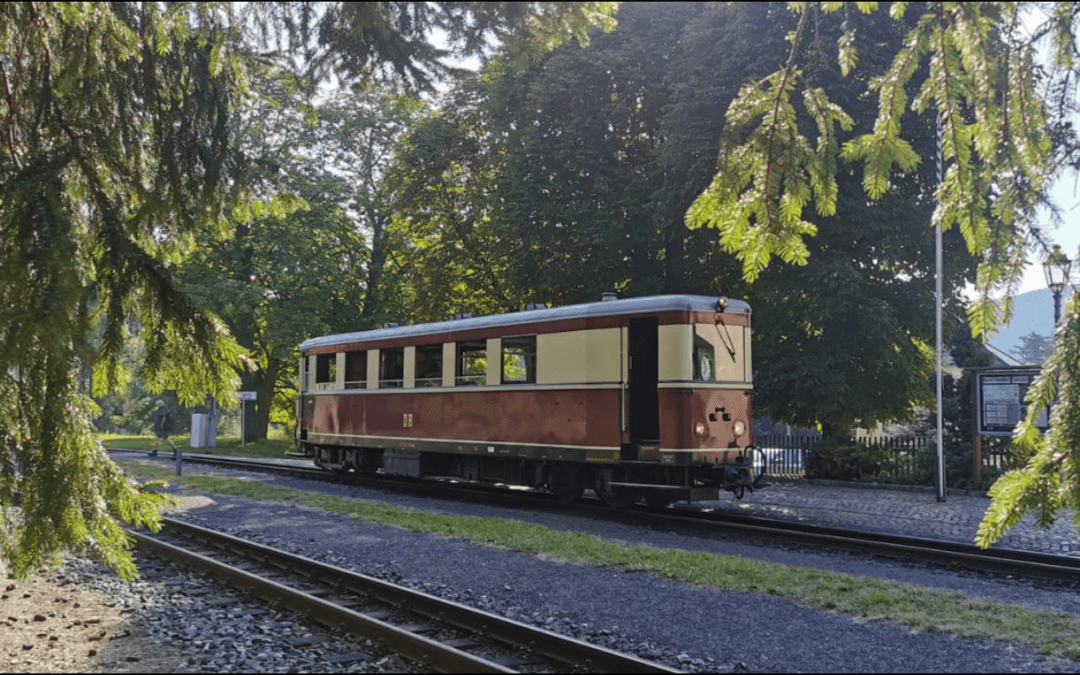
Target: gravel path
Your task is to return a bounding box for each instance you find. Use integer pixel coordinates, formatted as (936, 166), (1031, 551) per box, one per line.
(80, 461), (1080, 672)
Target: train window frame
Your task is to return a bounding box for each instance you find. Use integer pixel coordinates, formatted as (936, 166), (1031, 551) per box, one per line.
(694, 345), (715, 382)
(415, 344), (444, 387)
(456, 340), (487, 386)
(693, 333), (715, 382)
(315, 353), (336, 390)
(379, 347), (405, 388)
(303, 355), (315, 391)
(344, 350), (367, 389)
(501, 335), (537, 384)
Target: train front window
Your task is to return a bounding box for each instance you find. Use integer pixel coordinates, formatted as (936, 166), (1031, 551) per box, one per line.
(344, 351), (366, 389)
(694, 321), (743, 383)
(502, 336), (536, 384)
(379, 347), (404, 388)
(693, 335), (715, 382)
(456, 340), (486, 386)
(415, 344), (443, 387)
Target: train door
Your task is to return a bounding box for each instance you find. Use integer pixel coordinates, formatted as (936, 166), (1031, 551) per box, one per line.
(627, 317), (659, 445)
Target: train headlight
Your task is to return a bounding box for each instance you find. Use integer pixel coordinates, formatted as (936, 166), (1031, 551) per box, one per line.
(733, 420), (747, 437)
(694, 420), (708, 437)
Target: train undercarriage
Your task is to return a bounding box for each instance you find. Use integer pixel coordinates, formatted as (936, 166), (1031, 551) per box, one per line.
(302, 442), (758, 506)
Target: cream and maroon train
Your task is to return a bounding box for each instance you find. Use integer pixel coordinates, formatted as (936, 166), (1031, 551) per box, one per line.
(296, 294), (757, 505)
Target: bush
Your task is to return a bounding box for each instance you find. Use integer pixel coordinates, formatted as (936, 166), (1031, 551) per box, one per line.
(805, 437), (892, 481)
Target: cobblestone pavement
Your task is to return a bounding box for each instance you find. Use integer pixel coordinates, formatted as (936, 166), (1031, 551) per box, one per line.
(699, 478), (1080, 555)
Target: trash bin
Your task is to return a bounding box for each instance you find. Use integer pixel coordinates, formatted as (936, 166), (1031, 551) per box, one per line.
(190, 414), (207, 448)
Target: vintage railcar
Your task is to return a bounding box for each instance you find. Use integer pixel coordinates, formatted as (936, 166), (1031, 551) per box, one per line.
(296, 294), (757, 505)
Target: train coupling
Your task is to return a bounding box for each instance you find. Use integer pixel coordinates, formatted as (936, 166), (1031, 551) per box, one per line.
(715, 465), (757, 499)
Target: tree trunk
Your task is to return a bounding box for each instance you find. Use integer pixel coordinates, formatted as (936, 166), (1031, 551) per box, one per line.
(821, 417), (854, 442)
(254, 359), (279, 440)
(360, 208), (387, 324)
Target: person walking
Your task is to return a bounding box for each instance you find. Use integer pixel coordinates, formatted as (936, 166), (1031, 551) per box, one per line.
(150, 399), (178, 457)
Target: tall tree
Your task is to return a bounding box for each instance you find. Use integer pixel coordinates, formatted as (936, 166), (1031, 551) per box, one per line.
(432, 2), (973, 437)
(0, 1), (252, 581)
(181, 178), (368, 440)
(678, 1), (1080, 547)
(388, 82), (525, 320)
(181, 79), (427, 440)
(487, 2), (711, 303)
(310, 89), (426, 327)
(0, 1), (618, 580)
(1010, 332), (1051, 364)
(305, 2), (618, 91)
(673, 3), (975, 438)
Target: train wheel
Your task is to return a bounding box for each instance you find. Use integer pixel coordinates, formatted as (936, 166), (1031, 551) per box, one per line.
(600, 490), (630, 505)
(359, 450), (381, 476)
(644, 493), (675, 508)
(594, 470), (638, 508)
(548, 464), (585, 503)
(597, 487), (638, 509)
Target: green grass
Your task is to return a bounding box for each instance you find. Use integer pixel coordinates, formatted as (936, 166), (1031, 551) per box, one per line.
(98, 433), (294, 459)
(118, 459), (1080, 661)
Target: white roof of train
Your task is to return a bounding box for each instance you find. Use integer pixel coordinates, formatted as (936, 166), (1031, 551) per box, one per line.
(301, 294), (750, 351)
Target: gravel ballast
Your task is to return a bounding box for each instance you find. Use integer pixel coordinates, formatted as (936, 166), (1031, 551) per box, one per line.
(78, 461), (1080, 672)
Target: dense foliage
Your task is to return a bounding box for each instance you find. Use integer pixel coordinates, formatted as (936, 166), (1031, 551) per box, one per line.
(0, 1), (617, 580)
(671, 2), (1080, 547)
(391, 2), (974, 437)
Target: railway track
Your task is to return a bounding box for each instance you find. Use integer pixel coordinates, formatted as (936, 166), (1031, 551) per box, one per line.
(130, 516), (677, 673)
(115, 450), (1080, 584)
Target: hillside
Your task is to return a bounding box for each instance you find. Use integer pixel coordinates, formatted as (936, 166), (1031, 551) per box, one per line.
(985, 289), (1056, 359)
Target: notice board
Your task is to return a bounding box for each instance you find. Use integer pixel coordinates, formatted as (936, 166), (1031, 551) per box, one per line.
(974, 367), (1049, 436)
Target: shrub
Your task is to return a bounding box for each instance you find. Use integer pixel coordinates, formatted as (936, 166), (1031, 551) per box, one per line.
(805, 438), (892, 481)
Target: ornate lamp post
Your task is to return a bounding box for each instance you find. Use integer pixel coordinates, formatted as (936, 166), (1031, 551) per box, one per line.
(1043, 244), (1073, 324)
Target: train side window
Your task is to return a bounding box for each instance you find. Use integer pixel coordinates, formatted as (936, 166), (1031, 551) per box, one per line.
(379, 347), (404, 388)
(502, 335), (536, 384)
(415, 344), (443, 387)
(315, 353), (336, 390)
(456, 340), (486, 386)
(344, 351), (367, 389)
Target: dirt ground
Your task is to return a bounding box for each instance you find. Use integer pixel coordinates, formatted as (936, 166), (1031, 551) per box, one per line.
(0, 563), (184, 673)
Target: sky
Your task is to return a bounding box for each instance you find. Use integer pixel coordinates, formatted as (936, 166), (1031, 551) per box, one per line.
(1014, 175), (1080, 296)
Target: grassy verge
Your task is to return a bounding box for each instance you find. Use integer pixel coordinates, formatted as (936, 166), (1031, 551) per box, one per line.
(98, 433), (293, 459)
(121, 459), (1080, 660)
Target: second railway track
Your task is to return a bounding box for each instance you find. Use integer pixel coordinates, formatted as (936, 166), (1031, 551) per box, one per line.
(131, 516), (678, 673)
(116, 450), (1080, 585)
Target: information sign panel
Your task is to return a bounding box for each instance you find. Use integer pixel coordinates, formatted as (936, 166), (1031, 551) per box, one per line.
(975, 368), (1049, 436)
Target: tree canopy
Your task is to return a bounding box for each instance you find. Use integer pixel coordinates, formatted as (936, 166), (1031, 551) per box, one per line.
(675, 2), (1080, 547)
(390, 2), (974, 437)
(0, 1), (618, 580)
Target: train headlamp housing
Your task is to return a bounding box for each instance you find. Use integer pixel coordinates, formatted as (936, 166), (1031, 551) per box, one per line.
(693, 420), (708, 438)
(732, 420), (747, 437)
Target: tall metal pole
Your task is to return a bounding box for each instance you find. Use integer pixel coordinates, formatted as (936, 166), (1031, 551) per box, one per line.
(935, 114), (947, 502)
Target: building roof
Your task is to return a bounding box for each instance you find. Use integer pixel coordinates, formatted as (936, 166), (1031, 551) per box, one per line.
(983, 342), (1023, 367)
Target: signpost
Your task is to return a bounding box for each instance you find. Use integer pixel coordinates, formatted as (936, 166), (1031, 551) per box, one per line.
(238, 391), (256, 448)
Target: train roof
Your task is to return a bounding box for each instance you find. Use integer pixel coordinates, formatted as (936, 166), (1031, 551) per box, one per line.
(300, 294), (750, 352)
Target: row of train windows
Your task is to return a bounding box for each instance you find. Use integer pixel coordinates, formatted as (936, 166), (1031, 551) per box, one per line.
(310, 336), (537, 390)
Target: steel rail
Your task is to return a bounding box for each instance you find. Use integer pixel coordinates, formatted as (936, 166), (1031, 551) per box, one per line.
(129, 527), (513, 673)
(136, 517), (678, 674)
(655, 509), (1080, 582)
(115, 450), (1080, 582)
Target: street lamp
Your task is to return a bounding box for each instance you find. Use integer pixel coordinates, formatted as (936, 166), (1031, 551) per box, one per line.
(1043, 244), (1072, 324)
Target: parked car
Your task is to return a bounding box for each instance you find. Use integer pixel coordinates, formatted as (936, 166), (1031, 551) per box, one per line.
(754, 446), (805, 477)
